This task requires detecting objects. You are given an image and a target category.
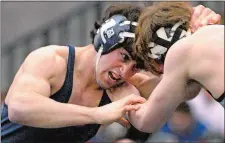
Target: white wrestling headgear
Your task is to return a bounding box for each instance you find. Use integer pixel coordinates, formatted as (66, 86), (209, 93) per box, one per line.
(147, 21), (191, 64)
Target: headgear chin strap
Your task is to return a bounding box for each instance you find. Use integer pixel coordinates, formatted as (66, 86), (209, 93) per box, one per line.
(95, 46), (103, 79)
(147, 21), (191, 64)
(94, 15), (138, 73)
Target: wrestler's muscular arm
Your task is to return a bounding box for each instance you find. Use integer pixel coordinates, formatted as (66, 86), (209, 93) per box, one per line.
(107, 67), (200, 129)
(128, 40), (191, 133)
(119, 4), (221, 100)
(128, 72), (161, 99)
(5, 46), (144, 128)
(108, 68), (199, 103)
(108, 72), (160, 101)
(106, 72), (160, 128)
(5, 46), (98, 128)
(107, 5), (220, 130)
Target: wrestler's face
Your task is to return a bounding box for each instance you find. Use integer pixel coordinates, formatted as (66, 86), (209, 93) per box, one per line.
(96, 48), (139, 89)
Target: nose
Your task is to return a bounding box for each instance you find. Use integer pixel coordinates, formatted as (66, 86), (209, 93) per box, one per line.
(120, 62), (138, 80)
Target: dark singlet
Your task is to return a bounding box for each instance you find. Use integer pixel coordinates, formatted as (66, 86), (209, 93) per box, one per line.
(206, 90), (225, 105)
(1, 45), (111, 143)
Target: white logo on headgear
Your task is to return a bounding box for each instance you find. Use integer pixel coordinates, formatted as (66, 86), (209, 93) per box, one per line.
(106, 28), (115, 38)
(100, 18), (116, 44)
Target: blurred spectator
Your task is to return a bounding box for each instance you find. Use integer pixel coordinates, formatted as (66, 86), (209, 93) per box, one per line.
(147, 103), (212, 142)
(122, 125), (151, 143)
(88, 120), (151, 143)
(88, 122), (127, 142)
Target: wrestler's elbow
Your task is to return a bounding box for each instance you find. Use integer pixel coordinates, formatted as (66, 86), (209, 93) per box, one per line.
(133, 119), (147, 132)
(129, 109), (158, 133)
(129, 113), (143, 131)
(138, 109), (161, 133)
(8, 102), (24, 123)
(137, 118), (159, 133)
(7, 96), (29, 123)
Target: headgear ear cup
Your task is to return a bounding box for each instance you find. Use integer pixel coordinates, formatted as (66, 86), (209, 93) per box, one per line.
(93, 15), (138, 55)
(93, 29), (102, 52)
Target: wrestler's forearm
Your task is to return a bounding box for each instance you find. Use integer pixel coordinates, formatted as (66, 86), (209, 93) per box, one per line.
(128, 72), (161, 99)
(128, 102), (167, 133)
(7, 93), (98, 128)
(127, 103), (148, 131)
(128, 92), (183, 133)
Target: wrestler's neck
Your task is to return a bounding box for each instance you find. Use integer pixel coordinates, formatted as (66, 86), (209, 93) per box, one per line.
(74, 44), (100, 89)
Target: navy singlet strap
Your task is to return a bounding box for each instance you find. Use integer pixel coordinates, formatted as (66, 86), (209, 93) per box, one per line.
(50, 45), (75, 102)
(217, 92), (225, 102)
(206, 89), (225, 103)
(99, 90), (111, 107)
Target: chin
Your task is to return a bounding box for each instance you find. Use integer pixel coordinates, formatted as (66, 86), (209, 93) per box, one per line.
(111, 81), (125, 88)
(96, 80), (111, 90)
(97, 80), (123, 90)
(96, 74), (108, 89)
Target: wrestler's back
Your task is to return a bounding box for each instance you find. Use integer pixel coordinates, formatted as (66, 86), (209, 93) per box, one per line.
(187, 25), (224, 99)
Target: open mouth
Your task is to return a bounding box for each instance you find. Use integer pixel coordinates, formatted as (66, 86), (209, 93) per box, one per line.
(108, 71), (121, 81)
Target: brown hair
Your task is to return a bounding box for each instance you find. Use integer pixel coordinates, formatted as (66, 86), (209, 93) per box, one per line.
(134, 2), (192, 75)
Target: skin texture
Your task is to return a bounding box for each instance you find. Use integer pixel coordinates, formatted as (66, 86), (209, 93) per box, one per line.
(4, 4), (221, 130)
(128, 25), (224, 133)
(107, 4), (222, 128)
(5, 45), (145, 128)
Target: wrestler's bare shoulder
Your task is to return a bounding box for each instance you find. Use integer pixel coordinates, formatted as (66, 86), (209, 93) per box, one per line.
(37, 45), (69, 58)
(19, 45), (69, 82)
(37, 45), (70, 75)
(169, 25), (223, 52)
(36, 45), (72, 65)
(194, 24), (224, 36)
(190, 25), (224, 48)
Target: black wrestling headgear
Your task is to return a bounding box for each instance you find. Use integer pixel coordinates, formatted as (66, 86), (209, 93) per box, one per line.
(94, 14), (145, 70)
(93, 14), (138, 55)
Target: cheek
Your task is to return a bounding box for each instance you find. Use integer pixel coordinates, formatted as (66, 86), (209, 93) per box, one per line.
(98, 55), (121, 72)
